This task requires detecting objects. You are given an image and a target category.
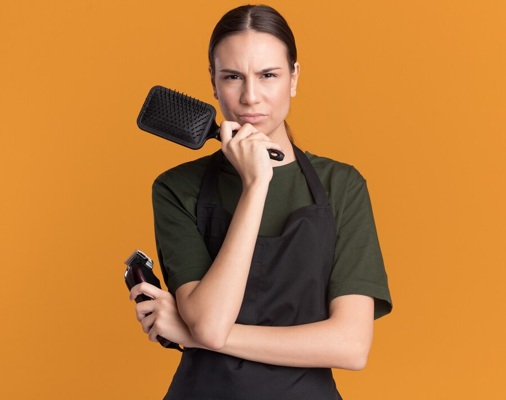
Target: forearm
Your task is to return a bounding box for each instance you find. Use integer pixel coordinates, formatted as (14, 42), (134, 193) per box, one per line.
(177, 182), (269, 349)
(218, 295), (374, 370)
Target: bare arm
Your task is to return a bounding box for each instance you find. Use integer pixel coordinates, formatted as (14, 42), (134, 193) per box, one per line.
(131, 286), (374, 370)
(175, 183), (267, 349)
(174, 121), (283, 350)
(218, 294), (375, 370)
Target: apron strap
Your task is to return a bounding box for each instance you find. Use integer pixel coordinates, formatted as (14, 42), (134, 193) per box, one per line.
(292, 145), (328, 207)
(196, 151), (223, 237)
(197, 146), (329, 235)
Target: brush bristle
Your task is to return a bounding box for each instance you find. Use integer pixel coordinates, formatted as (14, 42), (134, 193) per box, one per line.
(137, 86), (217, 149)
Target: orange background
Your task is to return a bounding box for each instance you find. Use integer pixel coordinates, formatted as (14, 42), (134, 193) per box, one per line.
(1, 0), (505, 398)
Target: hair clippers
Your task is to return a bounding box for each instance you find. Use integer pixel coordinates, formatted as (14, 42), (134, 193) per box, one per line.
(124, 249), (182, 351)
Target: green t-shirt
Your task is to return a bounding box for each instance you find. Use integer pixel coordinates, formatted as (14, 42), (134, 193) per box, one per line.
(153, 151), (392, 319)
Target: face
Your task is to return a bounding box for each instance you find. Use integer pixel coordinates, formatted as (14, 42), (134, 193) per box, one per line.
(211, 31), (300, 141)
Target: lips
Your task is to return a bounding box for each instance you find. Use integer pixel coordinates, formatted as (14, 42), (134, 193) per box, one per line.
(238, 113), (267, 124)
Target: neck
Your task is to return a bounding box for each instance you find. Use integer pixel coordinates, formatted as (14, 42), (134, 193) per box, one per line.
(271, 134), (296, 166)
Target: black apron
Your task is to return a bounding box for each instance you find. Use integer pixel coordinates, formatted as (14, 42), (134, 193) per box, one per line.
(165, 146), (342, 400)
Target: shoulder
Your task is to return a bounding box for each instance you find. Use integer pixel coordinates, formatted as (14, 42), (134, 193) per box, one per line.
(305, 151), (366, 190)
(155, 153), (214, 187)
(152, 152), (217, 211)
(152, 152), (219, 197)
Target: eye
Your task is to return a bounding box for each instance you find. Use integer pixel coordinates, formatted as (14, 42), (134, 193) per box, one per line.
(223, 74), (242, 80)
(262, 73), (277, 78)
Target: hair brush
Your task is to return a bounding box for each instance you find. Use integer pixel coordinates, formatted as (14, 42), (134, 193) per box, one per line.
(137, 85), (285, 161)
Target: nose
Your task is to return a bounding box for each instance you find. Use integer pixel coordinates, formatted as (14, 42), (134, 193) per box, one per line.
(240, 79), (260, 105)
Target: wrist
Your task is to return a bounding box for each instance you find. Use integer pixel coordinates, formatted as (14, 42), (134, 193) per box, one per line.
(241, 178), (270, 196)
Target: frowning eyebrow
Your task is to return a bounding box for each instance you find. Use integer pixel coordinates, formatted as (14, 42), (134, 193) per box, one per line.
(218, 67), (282, 75)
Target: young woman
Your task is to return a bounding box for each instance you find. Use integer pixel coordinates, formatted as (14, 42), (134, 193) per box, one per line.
(130, 5), (392, 399)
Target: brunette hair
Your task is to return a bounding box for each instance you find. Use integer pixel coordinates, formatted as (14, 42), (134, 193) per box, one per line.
(209, 5), (297, 73)
(208, 5), (298, 140)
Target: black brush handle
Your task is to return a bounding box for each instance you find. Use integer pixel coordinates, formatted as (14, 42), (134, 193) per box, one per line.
(214, 128), (285, 161)
(267, 149), (285, 161)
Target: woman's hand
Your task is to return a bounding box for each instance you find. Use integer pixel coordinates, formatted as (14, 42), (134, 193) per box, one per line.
(220, 121), (282, 188)
(130, 282), (198, 348)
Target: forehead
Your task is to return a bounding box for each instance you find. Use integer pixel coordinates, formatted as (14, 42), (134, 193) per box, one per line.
(213, 31), (289, 68)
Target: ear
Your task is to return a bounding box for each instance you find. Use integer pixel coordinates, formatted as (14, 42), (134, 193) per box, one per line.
(209, 65), (218, 99)
(290, 62), (300, 97)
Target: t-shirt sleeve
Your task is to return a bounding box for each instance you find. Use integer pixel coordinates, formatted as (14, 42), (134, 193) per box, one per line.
(327, 168), (392, 319)
(152, 170), (212, 295)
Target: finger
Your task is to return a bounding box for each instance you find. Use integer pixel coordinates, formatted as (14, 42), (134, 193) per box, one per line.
(148, 322), (165, 343)
(148, 323), (158, 342)
(129, 282), (161, 301)
(242, 131), (272, 143)
(141, 312), (155, 334)
(241, 133), (283, 154)
(232, 123), (259, 140)
(224, 124), (263, 156)
(219, 121), (242, 143)
(135, 300), (156, 322)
